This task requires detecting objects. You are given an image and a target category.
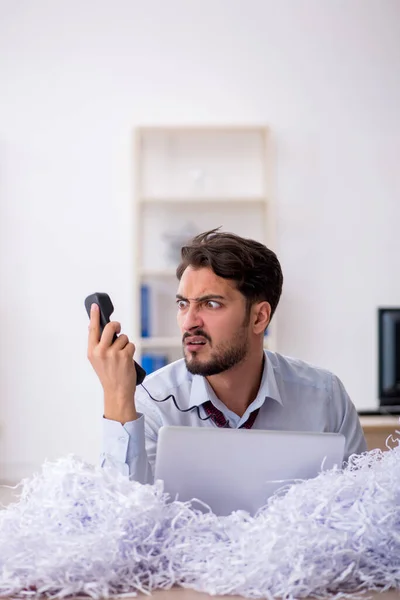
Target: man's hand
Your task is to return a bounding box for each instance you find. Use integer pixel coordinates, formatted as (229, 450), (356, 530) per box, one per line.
(87, 303), (138, 424)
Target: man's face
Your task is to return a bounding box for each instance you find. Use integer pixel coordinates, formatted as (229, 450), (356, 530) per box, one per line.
(176, 266), (250, 376)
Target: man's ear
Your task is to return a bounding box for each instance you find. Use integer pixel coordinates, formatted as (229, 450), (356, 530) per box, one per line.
(252, 301), (271, 334)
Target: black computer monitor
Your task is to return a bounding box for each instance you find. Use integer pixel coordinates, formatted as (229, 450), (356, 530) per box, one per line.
(378, 308), (400, 411)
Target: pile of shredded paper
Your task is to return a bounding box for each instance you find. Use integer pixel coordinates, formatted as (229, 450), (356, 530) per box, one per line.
(0, 439), (400, 599)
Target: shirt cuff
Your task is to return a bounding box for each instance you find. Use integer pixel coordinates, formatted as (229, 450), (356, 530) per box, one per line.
(101, 414), (145, 472)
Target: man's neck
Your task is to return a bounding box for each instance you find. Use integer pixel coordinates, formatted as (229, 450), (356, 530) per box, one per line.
(206, 350), (265, 417)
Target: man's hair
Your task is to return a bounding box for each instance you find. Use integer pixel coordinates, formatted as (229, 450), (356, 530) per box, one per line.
(176, 228), (283, 319)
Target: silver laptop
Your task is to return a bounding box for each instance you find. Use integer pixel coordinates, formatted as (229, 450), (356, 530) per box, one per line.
(154, 426), (345, 516)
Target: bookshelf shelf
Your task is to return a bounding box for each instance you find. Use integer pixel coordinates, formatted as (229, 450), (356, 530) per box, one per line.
(139, 336), (273, 350)
(140, 268), (176, 278)
(139, 196), (267, 205)
(140, 337), (182, 348)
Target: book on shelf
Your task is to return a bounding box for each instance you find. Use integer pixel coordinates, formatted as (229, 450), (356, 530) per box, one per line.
(140, 284), (151, 337)
(141, 353), (168, 376)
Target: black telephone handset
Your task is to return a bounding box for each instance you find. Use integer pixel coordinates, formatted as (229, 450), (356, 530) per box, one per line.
(84, 292), (146, 385)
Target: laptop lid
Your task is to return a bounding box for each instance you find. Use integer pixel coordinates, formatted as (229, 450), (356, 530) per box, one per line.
(154, 426), (345, 516)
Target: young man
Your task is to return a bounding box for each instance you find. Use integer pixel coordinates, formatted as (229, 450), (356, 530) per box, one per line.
(88, 228), (366, 484)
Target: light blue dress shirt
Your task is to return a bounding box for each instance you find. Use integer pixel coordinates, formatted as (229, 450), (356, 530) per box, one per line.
(101, 350), (367, 484)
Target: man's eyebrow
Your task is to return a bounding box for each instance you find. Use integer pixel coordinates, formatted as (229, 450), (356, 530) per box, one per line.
(176, 294), (226, 302)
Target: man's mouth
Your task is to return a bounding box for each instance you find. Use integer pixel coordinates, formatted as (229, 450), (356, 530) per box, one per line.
(184, 336), (208, 350)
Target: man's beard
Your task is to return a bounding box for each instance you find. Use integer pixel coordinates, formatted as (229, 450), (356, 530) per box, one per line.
(183, 327), (249, 376)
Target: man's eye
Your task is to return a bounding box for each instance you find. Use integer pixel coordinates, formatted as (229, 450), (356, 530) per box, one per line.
(206, 301), (221, 309)
(177, 300), (188, 309)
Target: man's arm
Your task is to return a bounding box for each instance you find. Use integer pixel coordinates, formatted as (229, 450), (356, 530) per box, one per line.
(329, 373), (367, 462)
(101, 391), (163, 484)
(87, 303), (155, 482)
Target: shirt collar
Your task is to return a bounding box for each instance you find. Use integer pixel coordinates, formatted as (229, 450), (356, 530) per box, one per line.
(188, 350), (283, 409)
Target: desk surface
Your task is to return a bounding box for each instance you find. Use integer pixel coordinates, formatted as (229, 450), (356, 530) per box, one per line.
(138, 587), (398, 599)
(359, 415), (400, 429)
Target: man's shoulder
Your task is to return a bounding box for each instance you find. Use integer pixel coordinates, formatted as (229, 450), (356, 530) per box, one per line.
(266, 350), (335, 391)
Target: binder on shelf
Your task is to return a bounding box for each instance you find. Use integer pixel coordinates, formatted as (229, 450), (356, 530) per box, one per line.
(141, 353), (168, 375)
(153, 354), (168, 371)
(141, 354), (154, 376)
(140, 284), (151, 337)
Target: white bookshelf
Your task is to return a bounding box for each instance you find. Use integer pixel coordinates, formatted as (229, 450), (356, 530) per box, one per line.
(132, 126), (276, 369)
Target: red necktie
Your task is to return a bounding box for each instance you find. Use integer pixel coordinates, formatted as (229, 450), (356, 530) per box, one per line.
(202, 400), (260, 429)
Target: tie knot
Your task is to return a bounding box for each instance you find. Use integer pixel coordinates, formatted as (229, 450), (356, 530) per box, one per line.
(202, 400), (260, 429)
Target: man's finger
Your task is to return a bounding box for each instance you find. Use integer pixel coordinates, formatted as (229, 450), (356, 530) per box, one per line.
(112, 333), (129, 350)
(100, 321), (121, 348)
(88, 303), (101, 350)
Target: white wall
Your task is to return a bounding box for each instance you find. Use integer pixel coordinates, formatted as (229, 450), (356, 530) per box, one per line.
(1, 0), (400, 481)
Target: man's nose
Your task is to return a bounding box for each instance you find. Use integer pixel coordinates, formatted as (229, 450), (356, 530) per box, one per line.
(182, 305), (204, 331)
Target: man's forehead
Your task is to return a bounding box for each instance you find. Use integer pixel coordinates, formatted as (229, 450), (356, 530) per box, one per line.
(177, 266), (238, 298)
